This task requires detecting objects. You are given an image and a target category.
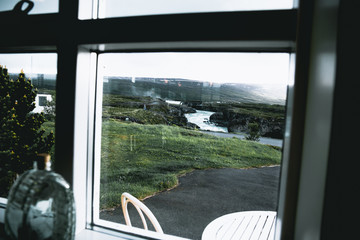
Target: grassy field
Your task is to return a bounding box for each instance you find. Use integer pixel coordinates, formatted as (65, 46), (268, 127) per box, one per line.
(100, 119), (282, 209)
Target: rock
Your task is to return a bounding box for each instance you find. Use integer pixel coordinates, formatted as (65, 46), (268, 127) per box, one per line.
(228, 115), (284, 139)
(170, 105), (196, 114)
(209, 112), (228, 126)
(209, 110), (285, 139)
(186, 122), (200, 129)
(179, 105), (197, 113)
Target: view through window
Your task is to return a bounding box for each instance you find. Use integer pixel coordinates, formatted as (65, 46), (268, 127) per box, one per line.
(98, 0), (293, 18)
(0, 0), (58, 15)
(0, 53), (57, 199)
(94, 52), (290, 239)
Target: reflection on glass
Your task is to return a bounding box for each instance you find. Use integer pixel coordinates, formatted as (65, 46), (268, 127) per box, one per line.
(0, 53), (57, 198)
(0, 0), (58, 15)
(99, 0), (293, 18)
(5, 169), (75, 240)
(96, 53), (289, 239)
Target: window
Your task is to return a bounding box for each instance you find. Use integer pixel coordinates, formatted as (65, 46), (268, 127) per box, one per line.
(1, 3), (298, 238)
(97, 0), (293, 18)
(0, 53), (57, 199)
(1, 1), (344, 240)
(0, 0), (58, 15)
(93, 52), (290, 239)
(38, 96), (48, 106)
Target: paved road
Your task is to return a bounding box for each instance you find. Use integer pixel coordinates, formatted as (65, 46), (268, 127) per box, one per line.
(100, 166), (280, 240)
(200, 131), (283, 147)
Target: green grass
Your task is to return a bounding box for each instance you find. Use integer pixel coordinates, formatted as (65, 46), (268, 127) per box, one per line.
(103, 94), (152, 105)
(100, 119), (281, 209)
(103, 106), (168, 124)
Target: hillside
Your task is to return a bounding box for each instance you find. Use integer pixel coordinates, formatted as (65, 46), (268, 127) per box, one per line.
(104, 76), (286, 105)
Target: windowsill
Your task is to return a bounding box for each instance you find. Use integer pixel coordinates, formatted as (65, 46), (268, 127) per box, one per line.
(0, 227), (185, 240)
(1, 205), (135, 240)
(0, 222), (162, 240)
(1, 206), (185, 240)
(1, 200), (186, 240)
(75, 229), (130, 240)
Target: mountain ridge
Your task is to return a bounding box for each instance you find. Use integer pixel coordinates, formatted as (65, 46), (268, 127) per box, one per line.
(104, 76), (286, 105)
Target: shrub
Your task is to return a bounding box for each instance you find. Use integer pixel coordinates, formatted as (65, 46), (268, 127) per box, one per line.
(245, 122), (260, 142)
(0, 66), (54, 197)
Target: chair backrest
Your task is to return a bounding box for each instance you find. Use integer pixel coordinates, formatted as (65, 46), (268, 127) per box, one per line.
(121, 192), (164, 234)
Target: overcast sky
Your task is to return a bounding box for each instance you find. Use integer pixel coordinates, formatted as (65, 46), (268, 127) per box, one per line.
(0, 52), (290, 85)
(101, 0), (293, 18)
(99, 53), (290, 85)
(1, 0), (292, 17)
(0, 53), (57, 75)
(0, 0), (58, 15)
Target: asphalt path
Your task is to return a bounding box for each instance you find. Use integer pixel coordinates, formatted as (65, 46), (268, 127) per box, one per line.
(200, 130), (283, 147)
(100, 166), (280, 240)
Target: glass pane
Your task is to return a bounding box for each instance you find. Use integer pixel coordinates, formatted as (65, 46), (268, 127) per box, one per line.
(99, 0), (293, 18)
(0, 0), (58, 15)
(95, 52), (289, 239)
(0, 53), (57, 198)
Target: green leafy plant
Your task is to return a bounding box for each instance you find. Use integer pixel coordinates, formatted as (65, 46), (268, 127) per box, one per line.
(245, 122), (261, 142)
(0, 66), (55, 197)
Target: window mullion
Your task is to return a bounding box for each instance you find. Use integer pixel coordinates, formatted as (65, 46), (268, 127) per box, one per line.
(58, 0), (79, 21)
(54, 43), (78, 185)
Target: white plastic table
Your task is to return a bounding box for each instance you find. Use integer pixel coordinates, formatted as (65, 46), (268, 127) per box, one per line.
(201, 211), (276, 240)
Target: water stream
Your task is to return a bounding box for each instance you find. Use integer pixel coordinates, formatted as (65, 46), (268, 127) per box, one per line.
(184, 110), (228, 133)
(185, 110), (283, 147)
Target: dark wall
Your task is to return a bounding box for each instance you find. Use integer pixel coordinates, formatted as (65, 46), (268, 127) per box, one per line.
(321, 1), (360, 239)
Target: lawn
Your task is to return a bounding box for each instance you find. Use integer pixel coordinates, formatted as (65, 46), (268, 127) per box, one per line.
(100, 119), (282, 209)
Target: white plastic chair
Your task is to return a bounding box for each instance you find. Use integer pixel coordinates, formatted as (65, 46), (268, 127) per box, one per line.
(121, 192), (164, 234)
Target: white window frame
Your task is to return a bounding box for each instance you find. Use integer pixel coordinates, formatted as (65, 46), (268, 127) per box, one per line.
(90, 48), (293, 240)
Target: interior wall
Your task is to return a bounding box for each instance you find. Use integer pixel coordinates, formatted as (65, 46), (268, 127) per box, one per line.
(321, 0), (360, 239)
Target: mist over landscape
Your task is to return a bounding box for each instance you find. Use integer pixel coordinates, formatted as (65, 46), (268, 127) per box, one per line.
(103, 76), (287, 105)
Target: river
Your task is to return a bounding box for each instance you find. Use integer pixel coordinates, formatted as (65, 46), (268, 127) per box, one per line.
(184, 110), (283, 147)
(184, 110), (228, 133)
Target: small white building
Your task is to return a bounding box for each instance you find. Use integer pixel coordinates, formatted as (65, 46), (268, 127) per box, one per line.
(33, 94), (52, 113)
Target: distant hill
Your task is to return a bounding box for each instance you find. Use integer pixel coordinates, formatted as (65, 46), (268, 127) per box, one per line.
(9, 73), (56, 90)
(104, 76), (286, 105)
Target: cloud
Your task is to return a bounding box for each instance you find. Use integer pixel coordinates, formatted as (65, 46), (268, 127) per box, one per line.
(99, 52), (290, 85)
(101, 0), (292, 17)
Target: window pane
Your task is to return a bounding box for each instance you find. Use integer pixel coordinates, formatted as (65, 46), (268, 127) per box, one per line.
(98, 0), (294, 18)
(95, 52), (289, 239)
(0, 53), (57, 198)
(0, 0), (58, 15)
